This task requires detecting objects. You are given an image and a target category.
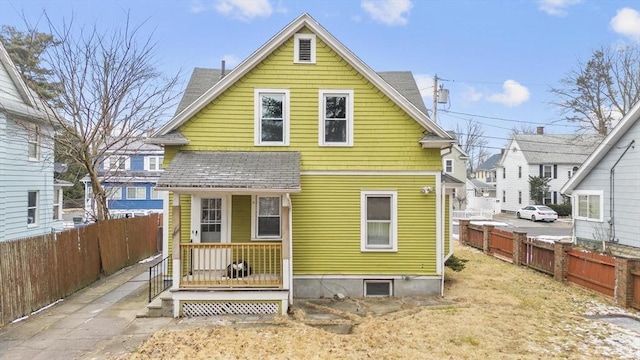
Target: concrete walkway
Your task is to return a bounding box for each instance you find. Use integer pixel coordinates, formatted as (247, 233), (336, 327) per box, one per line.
(0, 261), (174, 360)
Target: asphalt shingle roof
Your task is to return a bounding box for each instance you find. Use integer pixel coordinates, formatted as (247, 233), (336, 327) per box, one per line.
(376, 71), (428, 114)
(477, 153), (501, 171)
(157, 151), (301, 190)
(514, 134), (602, 164)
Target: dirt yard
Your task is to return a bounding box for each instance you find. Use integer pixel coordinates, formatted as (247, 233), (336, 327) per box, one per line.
(119, 243), (640, 359)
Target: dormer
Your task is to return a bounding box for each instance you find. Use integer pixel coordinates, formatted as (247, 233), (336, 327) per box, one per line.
(293, 33), (316, 64)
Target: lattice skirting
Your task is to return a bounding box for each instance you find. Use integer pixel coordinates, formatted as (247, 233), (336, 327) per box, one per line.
(182, 301), (280, 316)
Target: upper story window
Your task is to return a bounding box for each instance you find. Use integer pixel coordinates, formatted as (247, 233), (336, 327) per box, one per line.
(255, 89), (290, 146)
(151, 187), (162, 199)
(543, 165), (552, 178)
(28, 124), (40, 161)
(53, 188), (63, 220)
(361, 191), (397, 252)
(503, 168), (506, 179)
(27, 191), (38, 225)
(106, 187), (122, 200)
(518, 166), (522, 178)
(319, 89), (354, 146)
(145, 156), (164, 171)
(294, 34), (316, 64)
(444, 159), (453, 173)
(105, 156), (130, 171)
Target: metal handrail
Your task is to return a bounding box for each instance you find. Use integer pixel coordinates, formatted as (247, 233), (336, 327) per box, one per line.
(148, 256), (172, 303)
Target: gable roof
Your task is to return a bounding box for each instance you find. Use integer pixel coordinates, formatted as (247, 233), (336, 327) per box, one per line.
(0, 41), (49, 121)
(477, 153), (501, 171)
(152, 13), (451, 141)
(499, 134), (602, 166)
(561, 101), (640, 194)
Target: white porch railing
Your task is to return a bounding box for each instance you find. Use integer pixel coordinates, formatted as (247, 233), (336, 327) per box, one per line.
(179, 243), (282, 288)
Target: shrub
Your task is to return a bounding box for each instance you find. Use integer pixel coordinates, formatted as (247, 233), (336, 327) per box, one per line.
(547, 203), (572, 216)
(446, 255), (468, 272)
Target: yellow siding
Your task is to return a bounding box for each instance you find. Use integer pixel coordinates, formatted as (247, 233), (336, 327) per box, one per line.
(174, 32), (441, 171)
(291, 174), (438, 275)
(445, 196), (450, 255)
(231, 195), (251, 242)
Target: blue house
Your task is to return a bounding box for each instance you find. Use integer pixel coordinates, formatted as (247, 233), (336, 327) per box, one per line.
(82, 138), (164, 218)
(0, 41), (65, 241)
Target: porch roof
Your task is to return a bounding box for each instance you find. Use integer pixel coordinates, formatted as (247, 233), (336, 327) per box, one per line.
(156, 151), (301, 192)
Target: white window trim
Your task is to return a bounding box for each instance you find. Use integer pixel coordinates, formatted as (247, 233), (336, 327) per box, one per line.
(364, 280), (393, 297)
(444, 159), (453, 173)
(150, 187), (162, 199)
(250, 195), (283, 241)
(543, 164), (553, 178)
(254, 89), (290, 146)
(574, 190), (604, 222)
(318, 89), (354, 147)
(145, 156), (164, 171)
(28, 124), (40, 161)
(360, 190), (397, 252)
(106, 187), (122, 200)
(53, 188), (63, 220)
(27, 190), (39, 227)
(294, 33), (316, 64)
(105, 156), (131, 171)
(126, 186), (146, 200)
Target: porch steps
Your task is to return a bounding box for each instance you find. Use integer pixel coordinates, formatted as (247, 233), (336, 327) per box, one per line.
(137, 290), (173, 318)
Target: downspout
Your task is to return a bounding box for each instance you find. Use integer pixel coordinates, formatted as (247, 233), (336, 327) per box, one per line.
(287, 193), (293, 307)
(608, 140), (635, 247)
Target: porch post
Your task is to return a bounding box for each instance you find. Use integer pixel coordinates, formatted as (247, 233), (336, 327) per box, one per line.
(172, 193), (181, 291)
(281, 195), (291, 291)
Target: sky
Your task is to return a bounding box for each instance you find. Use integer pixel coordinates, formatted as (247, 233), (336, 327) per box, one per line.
(1, 0), (639, 154)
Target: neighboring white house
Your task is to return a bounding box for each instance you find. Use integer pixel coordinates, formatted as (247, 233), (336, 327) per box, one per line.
(0, 41), (63, 241)
(474, 153), (501, 185)
(441, 139), (468, 209)
(496, 127), (601, 213)
(561, 101), (640, 253)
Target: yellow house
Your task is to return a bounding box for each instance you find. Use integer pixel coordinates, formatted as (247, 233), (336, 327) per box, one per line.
(148, 13), (456, 317)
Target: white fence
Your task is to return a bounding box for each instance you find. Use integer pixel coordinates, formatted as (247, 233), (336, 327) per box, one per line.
(452, 209), (494, 220)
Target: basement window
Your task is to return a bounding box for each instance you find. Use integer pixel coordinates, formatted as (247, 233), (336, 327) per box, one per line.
(294, 34), (316, 64)
(364, 280), (393, 297)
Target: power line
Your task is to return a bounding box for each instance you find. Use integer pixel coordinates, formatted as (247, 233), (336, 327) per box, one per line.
(440, 109), (574, 127)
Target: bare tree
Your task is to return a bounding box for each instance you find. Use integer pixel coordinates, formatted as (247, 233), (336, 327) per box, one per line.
(29, 14), (180, 221)
(455, 118), (489, 176)
(509, 124), (537, 137)
(550, 45), (640, 136)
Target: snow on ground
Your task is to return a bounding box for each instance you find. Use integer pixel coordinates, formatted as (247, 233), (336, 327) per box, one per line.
(139, 253), (162, 264)
(11, 299), (64, 324)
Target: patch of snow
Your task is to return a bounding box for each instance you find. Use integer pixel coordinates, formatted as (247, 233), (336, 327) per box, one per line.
(535, 235), (571, 244)
(11, 299), (63, 323)
(139, 253), (162, 264)
(451, 233), (459, 240)
(470, 220), (509, 227)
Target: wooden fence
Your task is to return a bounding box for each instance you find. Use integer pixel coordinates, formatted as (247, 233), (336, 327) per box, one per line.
(458, 219), (640, 312)
(0, 214), (161, 326)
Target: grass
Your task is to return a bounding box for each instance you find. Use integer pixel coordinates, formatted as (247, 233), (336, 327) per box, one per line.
(119, 242), (640, 360)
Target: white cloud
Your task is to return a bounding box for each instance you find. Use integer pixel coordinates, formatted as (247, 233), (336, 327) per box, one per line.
(214, 0), (272, 21)
(537, 0), (582, 17)
(461, 85), (483, 103)
(610, 7), (640, 42)
(190, 0), (206, 13)
(222, 54), (240, 67)
(486, 80), (530, 107)
(361, 0), (413, 26)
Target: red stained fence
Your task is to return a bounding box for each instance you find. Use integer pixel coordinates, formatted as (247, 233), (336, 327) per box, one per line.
(458, 219), (640, 312)
(567, 249), (616, 298)
(489, 228), (514, 262)
(0, 214), (161, 326)
(467, 225), (484, 250)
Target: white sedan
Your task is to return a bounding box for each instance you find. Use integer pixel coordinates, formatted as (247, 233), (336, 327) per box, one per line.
(516, 205), (558, 222)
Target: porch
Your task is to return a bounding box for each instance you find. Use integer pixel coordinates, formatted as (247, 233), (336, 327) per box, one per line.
(179, 242), (283, 288)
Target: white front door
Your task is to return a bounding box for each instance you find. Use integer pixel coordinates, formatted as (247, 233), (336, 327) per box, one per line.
(191, 195), (230, 271)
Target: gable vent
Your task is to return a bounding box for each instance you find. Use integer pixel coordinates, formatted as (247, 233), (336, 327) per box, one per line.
(298, 39), (312, 62)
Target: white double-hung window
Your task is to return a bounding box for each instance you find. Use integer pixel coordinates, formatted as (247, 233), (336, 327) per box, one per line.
(252, 195), (281, 239)
(255, 89), (290, 146)
(319, 89), (353, 146)
(575, 191), (603, 221)
(361, 191), (397, 252)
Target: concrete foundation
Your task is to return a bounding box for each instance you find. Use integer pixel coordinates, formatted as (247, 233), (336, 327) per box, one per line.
(292, 276), (442, 298)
